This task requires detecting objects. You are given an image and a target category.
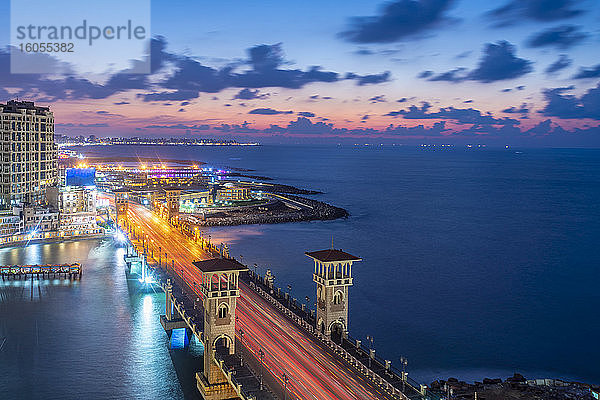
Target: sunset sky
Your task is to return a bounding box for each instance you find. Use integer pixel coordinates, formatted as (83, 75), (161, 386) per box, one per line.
(1, 0), (599, 145)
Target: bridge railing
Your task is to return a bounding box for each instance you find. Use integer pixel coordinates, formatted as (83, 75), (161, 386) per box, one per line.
(244, 270), (444, 400)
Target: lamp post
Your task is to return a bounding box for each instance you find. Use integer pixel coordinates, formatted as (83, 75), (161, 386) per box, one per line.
(236, 319), (244, 367)
(282, 373), (289, 400)
(258, 348), (265, 390)
(366, 335), (374, 368)
(253, 263), (258, 280)
(400, 356), (408, 391)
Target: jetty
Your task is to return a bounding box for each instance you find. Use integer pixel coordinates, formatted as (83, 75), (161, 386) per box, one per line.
(0, 263), (82, 280)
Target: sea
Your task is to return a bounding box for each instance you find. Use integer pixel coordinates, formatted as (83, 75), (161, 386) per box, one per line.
(1, 144), (599, 399)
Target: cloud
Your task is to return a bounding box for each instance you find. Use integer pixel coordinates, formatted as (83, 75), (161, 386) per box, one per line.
(143, 123), (210, 130)
(572, 64), (600, 79)
(248, 108), (294, 115)
(385, 102), (521, 125)
(468, 41), (533, 82)
(142, 42), (391, 101)
(56, 123), (109, 128)
(541, 84), (600, 119)
(94, 110), (123, 117)
(526, 25), (588, 49)
(397, 97), (408, 103)
(427, 67), (467, 82)
(309, 95), (333, 100)
(488, 0), (584, 26)
(233, 88), (269, 100)
(264, 116), (450, 137)
(339, 0), (455, 43)
(1, 38), (390, 103)
(545, 54), (572, 74)
(297, 111), (316, 117)
(345, 71), (391, 85)
(422, 41), (532, 83)
(113, 101), (130, 105)
(137, 90), (199, 101)
(502, 103), (530, 114)
(369, 95), (387, 103)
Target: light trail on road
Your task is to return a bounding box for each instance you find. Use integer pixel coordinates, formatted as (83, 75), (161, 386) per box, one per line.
(124, 200), (394, 400)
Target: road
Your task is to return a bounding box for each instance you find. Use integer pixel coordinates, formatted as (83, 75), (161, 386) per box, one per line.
(125, 201), (394, 400)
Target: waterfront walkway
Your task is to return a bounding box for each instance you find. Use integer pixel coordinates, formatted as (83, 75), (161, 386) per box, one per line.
(0, 263), (82, 280)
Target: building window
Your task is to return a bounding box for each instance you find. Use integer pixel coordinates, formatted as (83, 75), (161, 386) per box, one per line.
(218, 303), (229, 319)
(333, 290), (343, 305)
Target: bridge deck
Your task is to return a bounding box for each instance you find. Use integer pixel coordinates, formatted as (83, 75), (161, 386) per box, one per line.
(126, 241), (276, 400)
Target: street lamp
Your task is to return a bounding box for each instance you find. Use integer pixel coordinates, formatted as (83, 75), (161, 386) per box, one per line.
(282, 373), (289, 400)
(253, 263), (258, 280)
(238, 324), (245, 367)
(258, 348), (265, 390)
(400, 356), (408, 391)
(366, 335), (374, 368)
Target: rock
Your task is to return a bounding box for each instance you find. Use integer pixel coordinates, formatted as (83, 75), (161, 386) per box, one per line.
(483, 378), (503, 385)
(506, 373), (526, 383)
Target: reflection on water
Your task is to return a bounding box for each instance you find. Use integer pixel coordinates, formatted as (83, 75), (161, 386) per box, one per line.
(0, 239), (187, 400)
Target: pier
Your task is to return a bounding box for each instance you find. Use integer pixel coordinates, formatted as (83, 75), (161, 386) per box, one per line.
(0, 263), (82, 280)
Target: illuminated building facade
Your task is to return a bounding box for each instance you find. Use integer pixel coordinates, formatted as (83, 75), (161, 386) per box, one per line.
(306, 249), (362, 342)
(0, 210), (23, 237)
(0, 100), (58, 208)
(216, 183), (250, 202)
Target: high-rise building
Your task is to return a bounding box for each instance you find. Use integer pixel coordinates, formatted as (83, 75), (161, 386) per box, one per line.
(0, 100), (58, 208)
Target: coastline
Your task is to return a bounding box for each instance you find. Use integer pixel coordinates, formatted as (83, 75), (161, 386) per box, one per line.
(0, 232), (110, 249)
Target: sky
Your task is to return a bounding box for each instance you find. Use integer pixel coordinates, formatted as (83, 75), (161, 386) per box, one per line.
(1, 0), (600, 146)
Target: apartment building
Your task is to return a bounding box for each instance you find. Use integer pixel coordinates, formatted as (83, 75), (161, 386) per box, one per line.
(0, 100), (58, 208)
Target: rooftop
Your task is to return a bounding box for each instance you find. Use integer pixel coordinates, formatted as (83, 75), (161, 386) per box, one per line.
(193, 258), (247, 273)
(305, 249), (361, 263)
(1, 100), (50, 114)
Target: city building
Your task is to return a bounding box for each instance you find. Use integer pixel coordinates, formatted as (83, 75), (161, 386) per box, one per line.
(0, 100), (58, 208)
(22, 206), (60, 232)
(46, 186), (100, 235)
(0, 208), (23, 237)
(216, 183), (250, 202)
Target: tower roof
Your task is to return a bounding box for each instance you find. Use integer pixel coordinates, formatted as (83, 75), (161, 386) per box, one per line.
(192, 258), (247, 273)
(305, 249), (361, 263)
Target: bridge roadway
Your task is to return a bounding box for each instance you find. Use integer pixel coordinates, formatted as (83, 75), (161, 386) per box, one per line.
(126, 201), (395, 400)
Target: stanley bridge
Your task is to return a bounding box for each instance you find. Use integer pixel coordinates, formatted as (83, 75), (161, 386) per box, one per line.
(112, 189), (440, 400)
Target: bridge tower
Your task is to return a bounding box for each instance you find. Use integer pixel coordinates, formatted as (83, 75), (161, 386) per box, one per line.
(164, 188), (181, 225)
(193, 258), (247, 400)
(306, 248), (361, 343)
(114, 189), (130, 229)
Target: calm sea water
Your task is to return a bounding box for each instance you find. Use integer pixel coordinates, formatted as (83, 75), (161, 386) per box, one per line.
(2, 145), (599, 395)
(0, 239), (205, 400)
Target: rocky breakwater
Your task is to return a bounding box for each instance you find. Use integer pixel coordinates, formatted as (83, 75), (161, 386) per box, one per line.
(430, 374), (599, 400)
(198, 195), (348, 227)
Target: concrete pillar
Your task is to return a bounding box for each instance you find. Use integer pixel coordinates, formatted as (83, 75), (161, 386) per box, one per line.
(166, 279), (173, 320)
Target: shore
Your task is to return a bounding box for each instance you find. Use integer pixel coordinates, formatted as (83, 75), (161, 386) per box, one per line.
(431, 374), (599, 399)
